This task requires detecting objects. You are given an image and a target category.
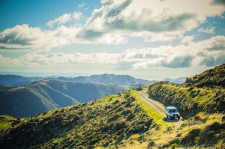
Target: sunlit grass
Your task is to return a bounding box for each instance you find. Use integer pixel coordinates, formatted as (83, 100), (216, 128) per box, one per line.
(130, 90), (172, 127)
(0, 115), (17, 131)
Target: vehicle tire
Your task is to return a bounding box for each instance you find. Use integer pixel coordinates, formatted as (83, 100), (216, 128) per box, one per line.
(167, 114), (168, 119)
(178, 116), (180, 120)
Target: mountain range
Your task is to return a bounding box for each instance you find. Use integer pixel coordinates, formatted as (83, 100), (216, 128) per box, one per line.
(0, 74), (149, 86)
(163, 77), (186, 84)
(0, 80), (127, 117)
(0, 64), (225, 148)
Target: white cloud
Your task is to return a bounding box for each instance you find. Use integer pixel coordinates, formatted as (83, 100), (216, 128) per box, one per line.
(198, 27), (215, 34)
(0, 0), (225, 51)
(47, 11), (82, 28)
(72, 12), (82, 20)
(77, 0), (225, 42)
(0, 23), (127, 51)
(78, 3), (86, 8)
(47, 13), (72, 28)
(1, 35), (224, 70)
(181, 36), (194, 44)
(0, 24), (79, 51)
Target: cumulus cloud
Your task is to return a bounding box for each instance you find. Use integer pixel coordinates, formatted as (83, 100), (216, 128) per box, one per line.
(201, 55), (225, 66)
(0, 23), (127, 51)
(161, 56), (193, 68)
(0, 0), (225, 51)
(2, 36), (224, 70)
(0, 24), (79, 51)
(72, 12), (82, 20)
(47, 11), (82, 27)
(213, 0), (225, 6)
(77, 0), (225, 42)
(181, 36), (194, 44)
(47, 13), (72, 28)
(78, 3), (86, 8)
(198, 27), (215, 34)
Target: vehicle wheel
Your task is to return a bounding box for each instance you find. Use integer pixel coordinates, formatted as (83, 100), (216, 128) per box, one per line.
(166, 115), (168, 119)
(178, 116), (180, 120)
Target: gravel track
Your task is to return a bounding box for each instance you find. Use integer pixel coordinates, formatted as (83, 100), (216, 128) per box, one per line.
(137, 88), (183, 127)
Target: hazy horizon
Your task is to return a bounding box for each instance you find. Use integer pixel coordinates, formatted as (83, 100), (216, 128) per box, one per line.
(0, 70), (201, 81)
(0, 0), (224, 80)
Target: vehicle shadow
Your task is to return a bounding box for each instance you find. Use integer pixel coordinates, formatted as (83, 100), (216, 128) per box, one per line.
(163, 118), (180, 122)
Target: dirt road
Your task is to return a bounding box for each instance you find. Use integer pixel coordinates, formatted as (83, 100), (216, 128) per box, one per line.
(137, 88), (183, 127)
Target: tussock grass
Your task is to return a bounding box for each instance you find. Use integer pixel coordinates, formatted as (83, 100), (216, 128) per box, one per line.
(0, 90), (154, 149)
(0, 115), (17, 131)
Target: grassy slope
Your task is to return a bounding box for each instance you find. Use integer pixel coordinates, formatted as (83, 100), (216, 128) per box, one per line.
(144, 64), (225, 148)
(148, 82), (225, 117)
(0, 83), (79, 118)
(0, 80), (127, 118)
(1, 64), (225, 149)
(148, 64), (225, 117)
(185, 64), (225, 88)
(0, 115), (17, 132)
(0, 90), (155, 149)
(45, 80), (127, 103)
(1, 89), (224, 149)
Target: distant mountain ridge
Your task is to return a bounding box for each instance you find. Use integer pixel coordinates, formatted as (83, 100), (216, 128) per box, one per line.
(0, 80), (126, 117)
(0, 75), (43, 86)
(0, 74), (149, 86)
(58, 74), (149, 85)
(0, 91), (153, 149)
(1, 65), (225, 148)
(163, 77), (186, 84)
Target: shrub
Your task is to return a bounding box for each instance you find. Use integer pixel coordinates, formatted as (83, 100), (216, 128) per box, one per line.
(171, 143), (177, 149)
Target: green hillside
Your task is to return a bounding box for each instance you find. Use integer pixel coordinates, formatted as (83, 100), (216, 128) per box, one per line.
(0, 90), (154, 149)
(0, 80), (126, 117)
(45, 80), (127, 103)
(148, 82), (225, 118)
(146, 64), (225, 148)
(148, 64), (225, 117)
(1, 65), (225, 149)
(0, 89), (225, 148)
(185, 64), (225, 88)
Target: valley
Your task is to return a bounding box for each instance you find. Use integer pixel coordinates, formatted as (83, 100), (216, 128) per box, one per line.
(1, 0), (225, 148)
(0, 79), (127, 117)
(0, 64), (225, 148)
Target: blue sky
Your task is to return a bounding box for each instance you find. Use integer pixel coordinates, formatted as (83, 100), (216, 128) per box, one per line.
(0, 0), (225, 79)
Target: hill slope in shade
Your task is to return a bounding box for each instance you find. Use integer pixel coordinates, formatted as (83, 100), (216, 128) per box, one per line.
(1, 65), (225, 148)
(0, 80), (126, 117)
(1, 89), (224, 148)
(0, 91), (153, 149)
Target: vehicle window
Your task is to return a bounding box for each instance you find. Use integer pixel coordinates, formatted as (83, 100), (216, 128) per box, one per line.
(169, 109), (177, 112)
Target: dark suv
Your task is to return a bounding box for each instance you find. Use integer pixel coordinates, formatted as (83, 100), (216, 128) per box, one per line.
(166, 106), (180, 120)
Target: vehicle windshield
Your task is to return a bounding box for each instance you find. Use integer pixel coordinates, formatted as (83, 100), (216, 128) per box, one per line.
(169, 109), (177, 113)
